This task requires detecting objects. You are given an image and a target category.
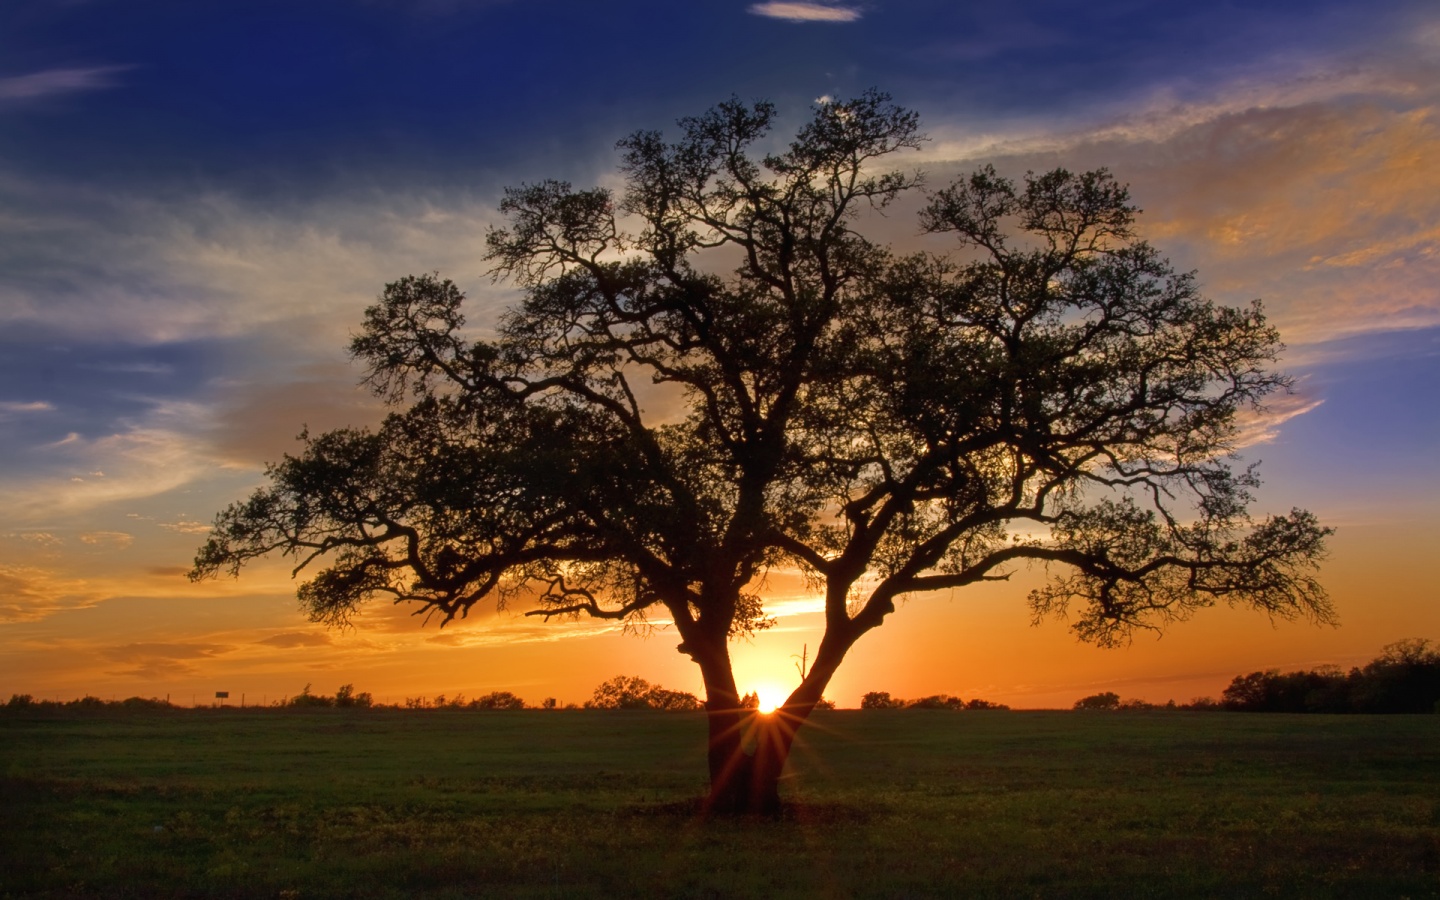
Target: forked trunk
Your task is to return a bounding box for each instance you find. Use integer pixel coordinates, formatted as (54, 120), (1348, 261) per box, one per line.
(703, 704), (809, 816)
(692, 638), (809, 816)
(695, 630), (852, 816)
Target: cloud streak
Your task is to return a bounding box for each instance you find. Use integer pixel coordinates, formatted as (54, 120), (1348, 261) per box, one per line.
(747, 2), (860, 23)
(0, 66), (132, 104)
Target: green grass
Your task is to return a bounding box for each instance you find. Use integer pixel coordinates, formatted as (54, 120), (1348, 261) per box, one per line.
(3, 709), (1438, 898)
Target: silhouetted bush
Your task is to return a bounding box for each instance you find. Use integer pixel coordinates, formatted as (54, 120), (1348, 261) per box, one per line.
(860, 691), (1006, 710)
(860, 691), (904, 709)
(3, 694), (181, 712)
(119, 696), (177, 710)
(287, 684), (335, 707)
(907, 694), (966, 710)
(585, 676), (703, 710)
(467, 691), (527, 710)
(1073, 692), (1122, 711)
(334, 683), (374, 708)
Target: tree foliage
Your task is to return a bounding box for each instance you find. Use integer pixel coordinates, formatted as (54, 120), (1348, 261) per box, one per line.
(192, 91), (1331, 812)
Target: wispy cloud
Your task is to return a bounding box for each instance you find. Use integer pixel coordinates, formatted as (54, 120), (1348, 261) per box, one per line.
(78, 531), (134, 549)
(917, 57), (1440, 351)
(101, 641), (235, 679)
(0, 401), (54, 416)
(1233, 392), (1327, 448)
(255, 631), (333, 649)
(0, 66), (132, 104)
(0, 563), (105, 623)
(748, 2), (860, 23)
(0, 413), (214, 521)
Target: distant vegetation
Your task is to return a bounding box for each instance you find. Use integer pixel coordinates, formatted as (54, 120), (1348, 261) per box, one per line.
(583, 675), (703, 710)
(859, 691), (1009, 710)
(3, 676), (703, 713)
(1071, 639), (1440, 713)
(1218, 638), (1440, 713)
(10, 641), (1438, 714)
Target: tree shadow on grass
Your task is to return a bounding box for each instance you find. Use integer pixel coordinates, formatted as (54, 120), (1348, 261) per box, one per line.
(622, 796), (880, 825)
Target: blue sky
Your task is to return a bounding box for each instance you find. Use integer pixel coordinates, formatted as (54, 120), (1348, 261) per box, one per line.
(1, 0), (1437, 706)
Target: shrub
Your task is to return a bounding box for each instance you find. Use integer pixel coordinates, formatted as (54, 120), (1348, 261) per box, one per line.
(907, 694), (966, 710)
(468, 691), (526, 710)
(586, 676), (702, 710)
(1073, 692), (1121, 711)
(860, 691), (904, 709)
(964, 698), (1010, 710)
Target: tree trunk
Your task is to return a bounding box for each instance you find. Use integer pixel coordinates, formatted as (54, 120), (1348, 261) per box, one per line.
(694, 629), (853, 816)
(702, 703), (809, 816)
(689, 635), (806, 817)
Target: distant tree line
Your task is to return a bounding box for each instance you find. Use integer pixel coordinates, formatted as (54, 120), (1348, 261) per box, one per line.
(3, 694), (178, 711)
(1072, 692), (1185, 711)
(1072, 639), (1440, 713)
(1218, 639), (1440, 713)
(859, 691), (1009, 710)
(3, 676), (705, 713)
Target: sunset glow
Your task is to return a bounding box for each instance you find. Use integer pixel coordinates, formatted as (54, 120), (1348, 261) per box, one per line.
(1, 0), (1437, 709)
(753, 685), (788, 714)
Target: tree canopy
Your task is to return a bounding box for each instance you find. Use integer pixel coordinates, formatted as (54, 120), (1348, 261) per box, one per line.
(192, 90), (1331, 814)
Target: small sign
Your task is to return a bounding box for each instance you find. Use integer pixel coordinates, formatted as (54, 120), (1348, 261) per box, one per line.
(215, 691), (229, 699)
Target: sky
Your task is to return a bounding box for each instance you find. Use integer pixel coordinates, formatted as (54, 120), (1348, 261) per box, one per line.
(2, 0), (1437, 709)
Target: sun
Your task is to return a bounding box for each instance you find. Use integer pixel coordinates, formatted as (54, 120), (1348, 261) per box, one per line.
(752, 684), (786, 714)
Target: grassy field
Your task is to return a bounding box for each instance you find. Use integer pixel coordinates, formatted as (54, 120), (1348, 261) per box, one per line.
(2, 708), (1438, 898)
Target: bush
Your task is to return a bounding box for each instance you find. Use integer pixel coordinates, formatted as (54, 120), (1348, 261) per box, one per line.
(906, 694), (965, 710)
(287, 684), (334, 707)
(334, 684), (374, 708)
(467, 691), (526, 710)
(965, 698), (1010, 710)
(860, 691), (904, 709)
(1073, 692), (1121, 711)
(586, 676), (702, 710)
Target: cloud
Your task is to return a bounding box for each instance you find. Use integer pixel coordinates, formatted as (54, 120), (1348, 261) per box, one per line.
(98, 641), (236, 679)
(0, 407), (216, 522)
(747, 2), (860, 23)
(3, 531), (61, 546)
(0, 401), (54, 415)
(1233, 392), (1327, 448)
(78, 530), (134, 548)
(423, 618), (626, 648)
(0, 66), (132, 104)
(255, 631), (333, 648)
(103, 641), (234, 662)
(0, 564), (106, 622)
(0, 172), (512, 345)
(157, 519), (212, 535)
(916, 57), (1440, 351)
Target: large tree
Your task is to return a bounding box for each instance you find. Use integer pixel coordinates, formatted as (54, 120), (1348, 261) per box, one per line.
(192, 92), (1331, 814)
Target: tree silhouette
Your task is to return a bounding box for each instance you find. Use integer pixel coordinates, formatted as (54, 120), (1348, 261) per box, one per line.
(192, 91), (1331, 815)
(1073, 691), (1122, 711)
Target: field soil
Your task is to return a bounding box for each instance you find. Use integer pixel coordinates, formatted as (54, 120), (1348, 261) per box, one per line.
(2, 708), (1438, 898)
